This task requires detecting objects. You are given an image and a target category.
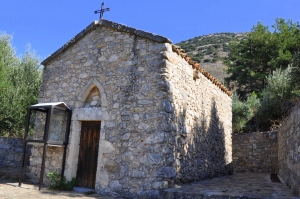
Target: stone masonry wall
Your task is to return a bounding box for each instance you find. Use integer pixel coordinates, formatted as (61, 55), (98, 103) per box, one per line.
(26, 145), (64, 185)
(30, 24), (232, 198)
(0, 137), (32, 178)
(278, 101), (300, 197)
(162, 49), (232, 183)
(232, 132), (278, 173)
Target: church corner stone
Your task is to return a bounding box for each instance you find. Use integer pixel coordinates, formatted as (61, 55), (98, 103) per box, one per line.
(27, 21), (232, 198)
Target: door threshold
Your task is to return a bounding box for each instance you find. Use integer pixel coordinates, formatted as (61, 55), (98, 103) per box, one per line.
(73, 186), (95, 193)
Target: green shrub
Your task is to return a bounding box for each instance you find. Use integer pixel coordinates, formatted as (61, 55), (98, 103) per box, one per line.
(223, 44), (229, 52)
(213, 44), (221, 49)
(47, 170), (76, 190)
(206, 46), (215, 55)
(291, 51), (300, 89)
(256, 66), (298, 130)
(232, 92), (260, 132)
(193, 57), (202, 63)
(212, 58), (219, 63)
(195, 52), (203, 57)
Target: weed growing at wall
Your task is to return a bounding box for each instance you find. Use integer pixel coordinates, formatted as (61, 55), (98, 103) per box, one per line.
(47, 170), (76, 191)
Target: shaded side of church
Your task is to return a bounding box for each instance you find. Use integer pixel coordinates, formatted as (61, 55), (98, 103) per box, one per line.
(27, 20), (232, 198)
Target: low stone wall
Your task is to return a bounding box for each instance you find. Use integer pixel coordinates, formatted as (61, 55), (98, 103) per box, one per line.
(232, 131), (278, 173)
(0, 138), (64, 184)
(0, 137), (32, 178)
(278, 101), (300, 197)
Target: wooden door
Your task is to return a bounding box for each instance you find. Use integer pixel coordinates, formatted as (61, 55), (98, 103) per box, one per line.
(76, 121), (100, 188)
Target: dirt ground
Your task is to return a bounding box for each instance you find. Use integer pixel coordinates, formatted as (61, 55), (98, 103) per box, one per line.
(0, 178), (115, 199)
(1, 173), (299, 199)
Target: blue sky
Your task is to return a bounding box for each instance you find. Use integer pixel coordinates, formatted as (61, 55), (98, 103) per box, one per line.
(1, 0), (299, 61)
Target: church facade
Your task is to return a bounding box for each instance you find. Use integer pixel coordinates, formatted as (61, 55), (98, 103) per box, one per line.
(27, 19), (232, 198)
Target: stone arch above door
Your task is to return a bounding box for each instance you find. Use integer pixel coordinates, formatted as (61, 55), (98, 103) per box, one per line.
(65, 78), (110, 181)
(78, 78), (108, 107)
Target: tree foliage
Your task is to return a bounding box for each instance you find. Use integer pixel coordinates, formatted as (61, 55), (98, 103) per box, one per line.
(291, 51), (300, 88)
(234, 66), (299, 132)
(0, 33), (16, 90)
(0, 33), (42, 137)
(224, 18), (300, 99)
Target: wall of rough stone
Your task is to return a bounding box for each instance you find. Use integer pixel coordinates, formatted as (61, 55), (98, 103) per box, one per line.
(30, 24), (232, 198)
(162, 49), (232, 183)
(232, 131), (278, 173)
(278, 101), (300, 197)
(30, 26), (177, 198)
(0, 137), (32, 178)
(26, 145), (64, 185)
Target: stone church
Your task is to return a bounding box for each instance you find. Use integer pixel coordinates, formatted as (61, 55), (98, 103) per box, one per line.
(27, 19), (232, 198)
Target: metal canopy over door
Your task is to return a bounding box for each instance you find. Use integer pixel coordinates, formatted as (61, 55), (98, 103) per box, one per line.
(76, 121), (101, 188)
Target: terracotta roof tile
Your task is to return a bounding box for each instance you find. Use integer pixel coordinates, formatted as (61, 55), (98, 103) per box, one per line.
(172, 45), (232, 97)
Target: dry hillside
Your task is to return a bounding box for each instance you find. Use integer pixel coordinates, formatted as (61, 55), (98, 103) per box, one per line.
(176, 33), (245, 83)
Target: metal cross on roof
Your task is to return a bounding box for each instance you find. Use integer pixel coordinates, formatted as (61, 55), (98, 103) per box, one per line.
(94, 2), (110, 20)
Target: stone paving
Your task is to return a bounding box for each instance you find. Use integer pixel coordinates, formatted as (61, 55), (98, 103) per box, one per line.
(161, 173), (300, 199)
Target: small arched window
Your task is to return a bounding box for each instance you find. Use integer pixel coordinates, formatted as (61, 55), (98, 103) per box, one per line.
(84, 86), (101, 108)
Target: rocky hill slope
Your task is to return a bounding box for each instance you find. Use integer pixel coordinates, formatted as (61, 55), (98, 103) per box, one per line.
(176, 33), (245, 82)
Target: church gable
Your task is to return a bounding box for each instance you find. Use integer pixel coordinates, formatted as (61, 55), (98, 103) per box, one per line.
(41, 19), (171, 66)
